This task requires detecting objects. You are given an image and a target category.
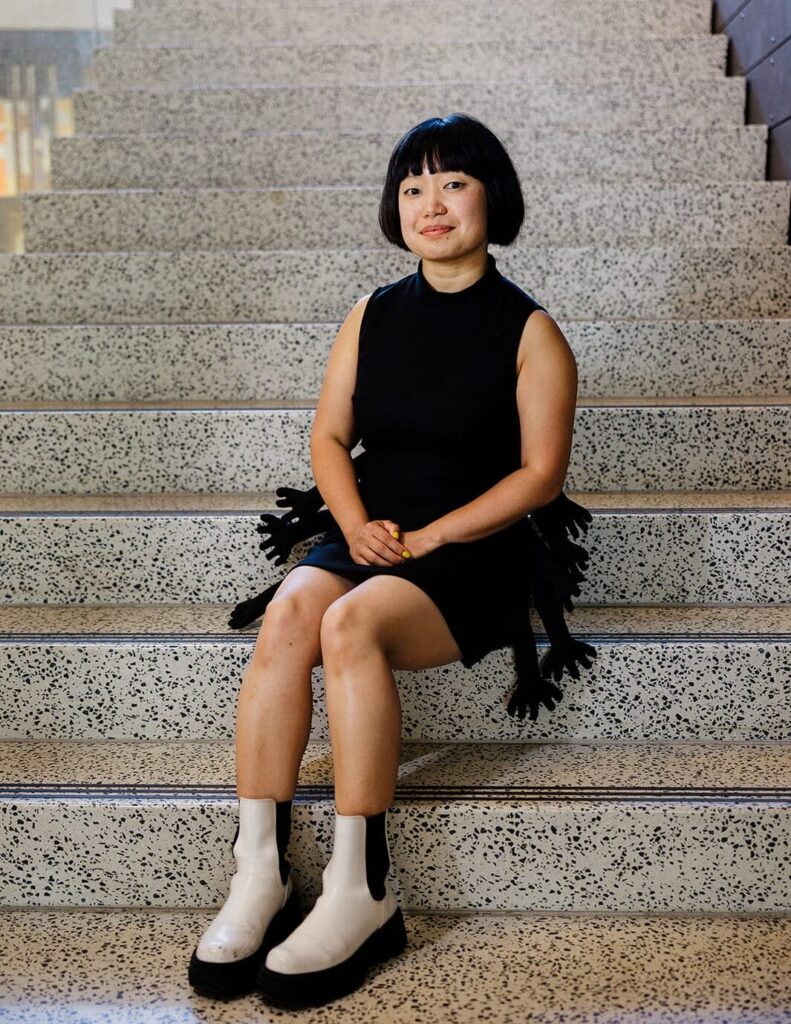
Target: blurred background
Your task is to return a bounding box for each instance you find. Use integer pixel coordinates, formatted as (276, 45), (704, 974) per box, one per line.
(0, 1), (132, 251)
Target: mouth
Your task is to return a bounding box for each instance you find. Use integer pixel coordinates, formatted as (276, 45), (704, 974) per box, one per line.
(421, 226), (452, 236)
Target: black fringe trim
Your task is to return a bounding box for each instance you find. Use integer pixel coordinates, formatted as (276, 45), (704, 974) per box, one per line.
(503, 492), (597, 722)
(228, 453), (596, 722)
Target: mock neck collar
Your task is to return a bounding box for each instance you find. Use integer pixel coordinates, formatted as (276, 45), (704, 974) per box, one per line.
(415, 252), (499, 301)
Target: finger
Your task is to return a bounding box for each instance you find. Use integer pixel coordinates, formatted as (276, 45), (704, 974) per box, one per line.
(372, 537), (404, 565)
(376, 524), (407, 559)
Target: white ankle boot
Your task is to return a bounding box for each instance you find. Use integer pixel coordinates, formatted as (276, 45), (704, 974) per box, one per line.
(257, 809), (407, 1006)
(188, 797), (302, 999)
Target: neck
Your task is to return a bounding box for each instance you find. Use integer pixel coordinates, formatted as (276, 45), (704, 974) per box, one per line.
(419, 249), (491, 294)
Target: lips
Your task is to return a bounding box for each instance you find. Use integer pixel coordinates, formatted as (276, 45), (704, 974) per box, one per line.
(422, 226), (452, 235)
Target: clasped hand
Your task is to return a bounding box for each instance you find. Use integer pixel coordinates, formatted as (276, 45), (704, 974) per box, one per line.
(348, 519), (437, 566)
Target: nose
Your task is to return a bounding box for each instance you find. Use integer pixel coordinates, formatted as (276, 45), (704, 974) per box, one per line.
(423, 191), (446, 217)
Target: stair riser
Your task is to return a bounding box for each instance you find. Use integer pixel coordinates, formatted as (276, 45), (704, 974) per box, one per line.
(1, 407), (789, 493)
(114, 0), (713, 45)
(92, 38), (727, 89)
(2, 248), (789, 321)
(130, 0), (710, 12)
(1, 511), (788, 602)
(50, 127), (769, 190)
(1, 639), (788, 741)
(2, 321), (788, 401)
(2, 799), (787, 910)
(113, 1), (712, 46)
(73, 80), (745, 134)
(23, 183), (791, 252)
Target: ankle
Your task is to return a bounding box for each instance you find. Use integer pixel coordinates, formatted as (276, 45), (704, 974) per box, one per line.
(235, 796), (294, 886)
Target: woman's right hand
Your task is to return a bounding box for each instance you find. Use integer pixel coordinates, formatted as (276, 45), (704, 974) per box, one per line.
(348, 519), (412, 566)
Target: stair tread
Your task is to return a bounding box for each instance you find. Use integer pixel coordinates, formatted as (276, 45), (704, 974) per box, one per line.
(1, 907), (788, 1022)
(2, 736), (789, 794)
(0, 601), (789, 638)
(0, 489), (789, 514)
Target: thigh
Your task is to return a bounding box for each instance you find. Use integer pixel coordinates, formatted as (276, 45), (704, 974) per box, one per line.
(257, 565), (360, 668)
(322, 574), (463, 671)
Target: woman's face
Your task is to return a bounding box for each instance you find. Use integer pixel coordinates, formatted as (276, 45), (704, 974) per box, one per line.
(398, 163), (488, 260)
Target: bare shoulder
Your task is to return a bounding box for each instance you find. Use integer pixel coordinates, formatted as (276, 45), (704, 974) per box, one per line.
(312, 292), (375, 448)
(335, 291), (374, 348)
(325, 292), (374, 368)
(515, 308), (575, 375)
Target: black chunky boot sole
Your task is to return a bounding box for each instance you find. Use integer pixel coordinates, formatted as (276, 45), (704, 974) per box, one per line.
(256, 905), (408, 1007)
(188, 885), (303, 1000)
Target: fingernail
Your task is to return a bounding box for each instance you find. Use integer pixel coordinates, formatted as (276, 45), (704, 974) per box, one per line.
(392, 530), (399, 538)
(402, 550), (411, 558)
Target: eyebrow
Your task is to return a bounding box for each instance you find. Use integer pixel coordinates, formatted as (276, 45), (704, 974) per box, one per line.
(403, 171), (467, 181)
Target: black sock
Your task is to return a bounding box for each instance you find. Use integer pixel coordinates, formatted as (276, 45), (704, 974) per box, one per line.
(275, 798), (293, 886)
(364, 808), (391, 901)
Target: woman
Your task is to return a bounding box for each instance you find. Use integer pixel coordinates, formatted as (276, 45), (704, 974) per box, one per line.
(188, 112), (596, 1007)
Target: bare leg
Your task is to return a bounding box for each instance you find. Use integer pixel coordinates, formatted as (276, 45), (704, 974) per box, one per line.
(235, 566), (357, 799)
(256, 575), (460, 992)
(319, 575), (463, 816)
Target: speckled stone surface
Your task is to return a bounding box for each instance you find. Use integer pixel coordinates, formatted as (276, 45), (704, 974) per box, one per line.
(23, 182), (791, 252)
(1, 739), (789, 909)
(2, 488), (789, 512)
(1, 909), (789, 1023)
(1, 496), (790, 603)
(73, 78), (745, 135)
(0, 605), (789, 742)
(2, 247), (790, 323)
(91, 36), (728, 89)
(51, 126), (769, 190)
(113, 0), (711, 46)
(1, 401), (789, 492)
(1, 0), (789, 1012)
(6, 737), (789, 792)
(2, 320), (788, 404)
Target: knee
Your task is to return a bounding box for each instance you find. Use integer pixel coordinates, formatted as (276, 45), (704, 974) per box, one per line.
(319, 599), (374, 660)
(250, 594), (319, 666)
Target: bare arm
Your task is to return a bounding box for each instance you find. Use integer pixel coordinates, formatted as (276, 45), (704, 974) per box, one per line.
(422, 310), (578, 548)
(310, 294), (373, 546)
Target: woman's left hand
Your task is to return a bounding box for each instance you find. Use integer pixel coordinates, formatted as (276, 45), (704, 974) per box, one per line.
(389, 526), (441, 561)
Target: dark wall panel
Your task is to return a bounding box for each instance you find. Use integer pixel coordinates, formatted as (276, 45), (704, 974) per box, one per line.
(714, 0), (791, 191)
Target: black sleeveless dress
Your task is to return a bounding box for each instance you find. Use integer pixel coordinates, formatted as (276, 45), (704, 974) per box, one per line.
(230, 252), (596, 722)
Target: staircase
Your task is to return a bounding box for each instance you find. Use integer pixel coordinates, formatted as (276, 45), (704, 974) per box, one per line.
(1, 0), (790, 1017)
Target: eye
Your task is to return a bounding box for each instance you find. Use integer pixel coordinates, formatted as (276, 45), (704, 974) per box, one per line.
(403, 180), (465, 195)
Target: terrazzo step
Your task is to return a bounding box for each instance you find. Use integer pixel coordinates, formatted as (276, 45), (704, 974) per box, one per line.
(128, 0), (708, 13)
(1, 737), (789, 909)
(3, 319), (788, 403)
(113, 0), (712, 47)
(1, 603), (788, 742)
(50, 126), (770, 189)
(0, 397), (789, 494)
(91, 36), (728, 89)
(2, 247), (790, 322)
(23, 182), (791, 252)
(72, 78), (746, 135)
(1, 490), (789, 604)
(2, 908), (788, 1022)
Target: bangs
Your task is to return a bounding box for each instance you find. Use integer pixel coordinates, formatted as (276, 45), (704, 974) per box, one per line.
(394, 120), (491, 183)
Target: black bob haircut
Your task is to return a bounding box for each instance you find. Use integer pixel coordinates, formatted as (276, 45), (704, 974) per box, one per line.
(378, 112), (525, 251)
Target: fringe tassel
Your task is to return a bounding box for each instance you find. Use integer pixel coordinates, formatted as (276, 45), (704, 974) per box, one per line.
(503, 492), (597, 722)
(228, 454), (370, 629)
(229, 464), (597, 724)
